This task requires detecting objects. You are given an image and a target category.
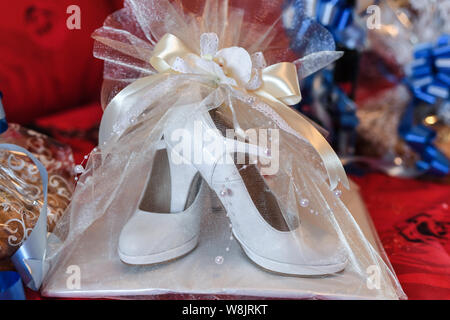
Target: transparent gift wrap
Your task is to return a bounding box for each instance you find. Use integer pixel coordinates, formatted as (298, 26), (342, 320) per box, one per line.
(42, 0), (405, 299)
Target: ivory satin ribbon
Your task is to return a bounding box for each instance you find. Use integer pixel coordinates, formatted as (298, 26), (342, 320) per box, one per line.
(100, 33), (349, 190)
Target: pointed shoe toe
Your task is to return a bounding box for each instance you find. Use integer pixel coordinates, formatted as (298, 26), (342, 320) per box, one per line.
(232, 223), (348, 276)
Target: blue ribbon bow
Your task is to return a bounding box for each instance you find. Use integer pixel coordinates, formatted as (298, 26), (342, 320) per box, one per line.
(399, 100), (450, 176)
(401, 35), (450, 176)
(316, 0), (353, 31)
(299, 70), (358, 156)
(284, 0), (365, 50)
(315, 0), (365, 49)
(407, 34), (450, 104)
(322, 70), (359, 131)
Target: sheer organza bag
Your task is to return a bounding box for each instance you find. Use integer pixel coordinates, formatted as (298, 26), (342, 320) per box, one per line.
(42, 0), (405, 299)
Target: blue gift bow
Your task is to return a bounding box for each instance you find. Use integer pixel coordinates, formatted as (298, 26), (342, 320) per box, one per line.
(300, 70), (358, 156)
(0, 144), (49, 292)
(314, 0), (365, 49)
(400, 34), (450, 176)
(293, 0), (361, 152)
(301, 71), (359, 129)
(316, 0), (353, 31)
(321, 70), (359, 130)
(407, 34), (450, 105)
(398, 97), (450, 176)
(329, 33), (450, 176)
(0, 272), (26, 300)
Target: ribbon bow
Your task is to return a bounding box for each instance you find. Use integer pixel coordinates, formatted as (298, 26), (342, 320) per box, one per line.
(316, 0), (353, 31)
(100, 33), (349, 190)
(401, 34), (450, 176)
(408, 34), (450, 104)
(306, 70), (359, 156)
(313, 0), (365, 50)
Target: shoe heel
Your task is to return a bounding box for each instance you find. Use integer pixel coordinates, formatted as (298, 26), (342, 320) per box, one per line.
(166, 140), (201, 212)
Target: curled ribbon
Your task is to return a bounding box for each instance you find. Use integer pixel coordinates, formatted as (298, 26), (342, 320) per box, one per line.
(399, 101), (450, 176)
(316, 0), (353, 31)
(401, 34), (450, 176)
(408, 34), (450, 105)
(303, 70), (359, 156)
(100, 33), (349, 190)
(312, 0), (365, 50)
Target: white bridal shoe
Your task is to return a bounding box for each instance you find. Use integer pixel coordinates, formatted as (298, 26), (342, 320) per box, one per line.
(118, 139), (207, 265)
(105, 30), (347, 275)
(162, 105), (348, 276)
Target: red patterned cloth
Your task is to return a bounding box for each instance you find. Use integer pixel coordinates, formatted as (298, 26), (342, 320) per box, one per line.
(352, 174), (450, 300)
(33, 103), (103, 164)
(0, 0), (117, 124)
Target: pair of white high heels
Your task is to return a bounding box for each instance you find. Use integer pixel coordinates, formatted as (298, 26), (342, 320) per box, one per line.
(113, 105), (347, 276)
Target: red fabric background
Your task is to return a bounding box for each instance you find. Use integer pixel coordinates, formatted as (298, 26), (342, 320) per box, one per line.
(352, 174), (450, 299)
(0, 0), (449, 300)
(0, 0), (119, 124)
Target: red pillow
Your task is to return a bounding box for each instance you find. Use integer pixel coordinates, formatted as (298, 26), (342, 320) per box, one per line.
(0, 0), (118, 124)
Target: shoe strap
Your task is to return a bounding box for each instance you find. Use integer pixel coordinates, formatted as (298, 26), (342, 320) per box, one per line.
(165, 140), (200, 212)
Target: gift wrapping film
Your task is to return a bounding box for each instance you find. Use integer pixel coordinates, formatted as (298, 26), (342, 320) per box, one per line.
(38, 0), (406, 300)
